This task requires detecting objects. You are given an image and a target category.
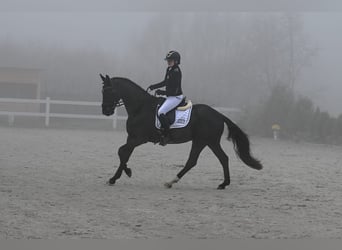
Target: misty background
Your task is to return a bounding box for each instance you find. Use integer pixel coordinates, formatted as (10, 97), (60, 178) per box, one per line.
(1, 12), (341, 113)
(0, 11), (342, 141)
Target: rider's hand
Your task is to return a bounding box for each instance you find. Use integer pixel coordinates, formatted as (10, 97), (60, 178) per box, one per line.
(147, 85), (155, 91)
(155, 89), (164, 95)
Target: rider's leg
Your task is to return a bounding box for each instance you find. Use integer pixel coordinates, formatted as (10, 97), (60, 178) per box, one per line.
(157, 95), (184, 116)
(157, 95), (183, 145)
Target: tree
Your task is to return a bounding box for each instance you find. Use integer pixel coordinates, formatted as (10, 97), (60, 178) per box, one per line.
(247, 14), (317, 92)
(127, 13), (316, 109)
(289, 95), (314, 139)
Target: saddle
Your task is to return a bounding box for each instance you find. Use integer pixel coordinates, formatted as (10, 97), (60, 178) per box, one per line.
(155, 97), (193, 129)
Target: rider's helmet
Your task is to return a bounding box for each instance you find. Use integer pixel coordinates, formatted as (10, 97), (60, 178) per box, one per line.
(164, 51), (181, 64)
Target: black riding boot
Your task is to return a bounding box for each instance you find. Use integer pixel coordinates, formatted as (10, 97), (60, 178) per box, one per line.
(158, 114), (171, 146)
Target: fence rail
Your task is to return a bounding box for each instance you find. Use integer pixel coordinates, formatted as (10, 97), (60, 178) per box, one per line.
(0, 97), (240, 128)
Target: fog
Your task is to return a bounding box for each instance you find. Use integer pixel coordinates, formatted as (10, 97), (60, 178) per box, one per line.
(1, 9), (342, 126)
(2, 3), (342, 240)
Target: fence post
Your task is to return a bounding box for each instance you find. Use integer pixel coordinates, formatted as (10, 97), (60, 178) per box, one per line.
(8, 114), (15, 126)
(112, 112), (117, 129)
(45, 97), (50, 127)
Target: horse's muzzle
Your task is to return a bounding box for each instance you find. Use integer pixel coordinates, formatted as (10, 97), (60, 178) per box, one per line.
(102, 108), (115, 116)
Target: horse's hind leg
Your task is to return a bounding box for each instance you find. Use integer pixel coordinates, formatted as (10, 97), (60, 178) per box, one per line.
(165, 141), (206, 188)
(208, 142), (230, 189)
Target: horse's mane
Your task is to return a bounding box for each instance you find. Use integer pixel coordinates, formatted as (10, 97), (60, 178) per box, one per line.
(112, 77), (149, 94)
(112, 77), (160, 106)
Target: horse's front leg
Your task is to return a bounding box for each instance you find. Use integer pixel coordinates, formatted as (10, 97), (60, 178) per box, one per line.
(108, 137), (144, 185)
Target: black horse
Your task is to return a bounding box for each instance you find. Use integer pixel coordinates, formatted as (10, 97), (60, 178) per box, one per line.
(100, 74), (262, 189)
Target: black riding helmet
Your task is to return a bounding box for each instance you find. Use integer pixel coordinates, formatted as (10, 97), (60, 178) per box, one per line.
(164, 51), (181, 64)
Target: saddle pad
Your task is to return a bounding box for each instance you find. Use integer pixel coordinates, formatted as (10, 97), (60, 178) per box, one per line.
(155, 105), (193, 129)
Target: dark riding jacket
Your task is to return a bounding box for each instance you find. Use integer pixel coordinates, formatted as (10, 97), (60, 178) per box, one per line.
(150, 65), (183, 96)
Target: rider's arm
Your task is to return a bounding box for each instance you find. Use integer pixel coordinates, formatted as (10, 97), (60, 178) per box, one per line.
(149, 68), (168, 90)
(156, 89), (166, 95)
(149, 80), (166, 90)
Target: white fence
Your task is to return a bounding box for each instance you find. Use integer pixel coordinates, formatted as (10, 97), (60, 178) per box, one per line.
(0, 97), (240, 128)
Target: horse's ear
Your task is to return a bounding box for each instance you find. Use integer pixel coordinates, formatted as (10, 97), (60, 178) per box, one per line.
(100, 74), (106, 82)
(105, 75), (111, 82)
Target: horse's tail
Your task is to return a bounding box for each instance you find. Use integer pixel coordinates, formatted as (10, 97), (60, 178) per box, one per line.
(221, 114), (263, 170)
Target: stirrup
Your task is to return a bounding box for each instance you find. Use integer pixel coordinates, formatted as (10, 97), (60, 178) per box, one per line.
(159, 130), (170, 146)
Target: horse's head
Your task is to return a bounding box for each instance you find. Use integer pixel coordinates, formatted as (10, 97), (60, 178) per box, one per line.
(100, 74), (122, 116)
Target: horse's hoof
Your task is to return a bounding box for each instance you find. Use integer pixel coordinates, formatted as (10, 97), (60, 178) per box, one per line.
(217, 185), (226, 190)
(107, 179), (116, 186)
(124, 168), (132, 178)
(164, 182), (172, 189)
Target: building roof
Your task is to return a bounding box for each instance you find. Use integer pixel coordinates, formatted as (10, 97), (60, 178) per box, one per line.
(0, 67), (43, 84)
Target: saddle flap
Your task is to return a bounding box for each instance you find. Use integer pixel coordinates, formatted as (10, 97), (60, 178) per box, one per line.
(155, 104), (193, 130)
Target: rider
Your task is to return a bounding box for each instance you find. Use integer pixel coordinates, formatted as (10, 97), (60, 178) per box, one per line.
(148, 50), (184, 145)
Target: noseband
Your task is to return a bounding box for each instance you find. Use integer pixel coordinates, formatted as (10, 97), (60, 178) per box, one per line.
(102, 86), (124, 108)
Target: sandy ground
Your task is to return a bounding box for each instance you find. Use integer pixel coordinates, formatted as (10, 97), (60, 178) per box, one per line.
(0, 127), (341, 239)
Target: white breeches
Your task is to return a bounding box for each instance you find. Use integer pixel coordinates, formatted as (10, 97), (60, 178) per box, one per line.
(158, 95), (184, 116)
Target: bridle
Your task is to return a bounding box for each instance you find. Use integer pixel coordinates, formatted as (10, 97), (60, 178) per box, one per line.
(102, 86), (124, 109)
